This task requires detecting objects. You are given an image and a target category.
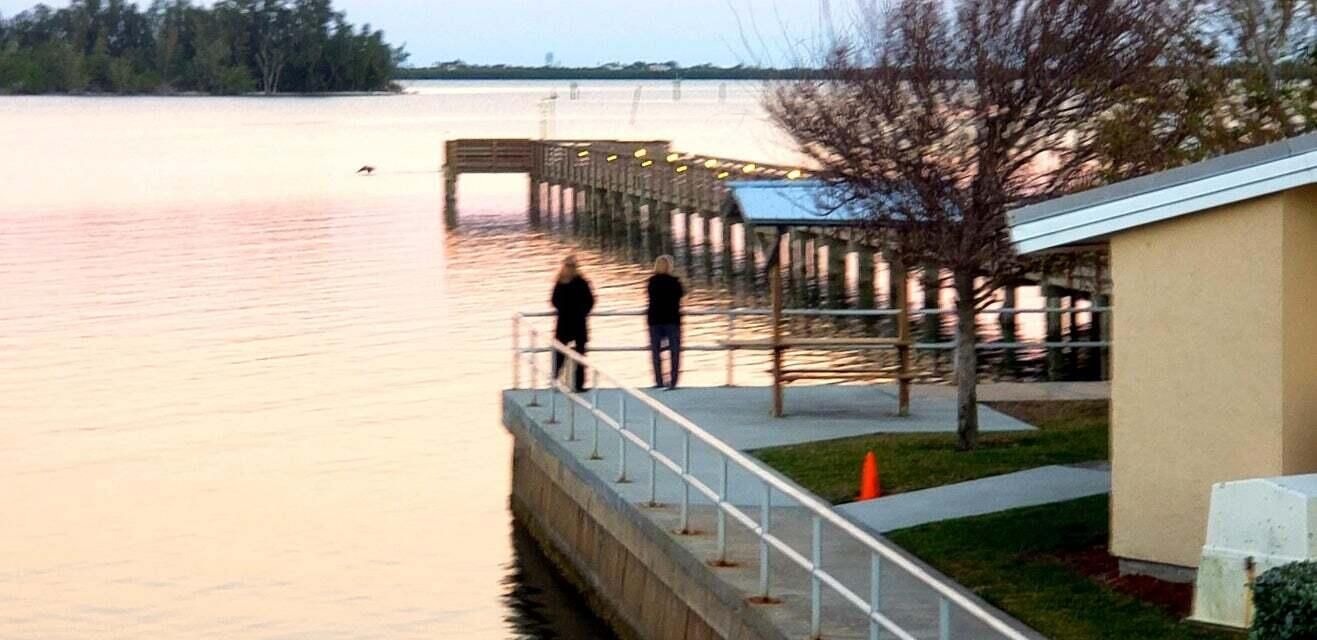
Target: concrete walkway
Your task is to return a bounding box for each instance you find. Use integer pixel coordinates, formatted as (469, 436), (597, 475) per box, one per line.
(895, 381), (1110, 403)
(837, 464), (1112, 533)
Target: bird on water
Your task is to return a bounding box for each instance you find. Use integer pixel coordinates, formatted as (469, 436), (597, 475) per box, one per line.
(356, 166), (375, 175)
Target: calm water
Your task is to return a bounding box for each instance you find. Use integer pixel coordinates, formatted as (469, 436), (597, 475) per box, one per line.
(0, 80), (1087, 639)
(0, 80), (802, 639)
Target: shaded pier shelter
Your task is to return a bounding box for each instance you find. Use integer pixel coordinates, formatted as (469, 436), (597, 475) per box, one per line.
(1008, 132), (1317, 577)
(721, 180), (914, 417)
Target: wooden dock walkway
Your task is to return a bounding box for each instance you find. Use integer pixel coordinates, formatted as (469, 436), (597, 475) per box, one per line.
(445, 138), (1111, 381)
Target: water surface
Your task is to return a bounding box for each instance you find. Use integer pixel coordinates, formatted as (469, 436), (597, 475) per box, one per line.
(1, 80), (790, 639)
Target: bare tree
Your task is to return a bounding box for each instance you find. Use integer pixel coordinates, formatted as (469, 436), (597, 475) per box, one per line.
(767, 0), (1184, 450)
(252, 0), (291, 95)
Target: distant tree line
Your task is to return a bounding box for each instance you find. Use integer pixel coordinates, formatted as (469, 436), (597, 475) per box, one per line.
(396, 63), (825, 82)
(0, 0), (407, 95)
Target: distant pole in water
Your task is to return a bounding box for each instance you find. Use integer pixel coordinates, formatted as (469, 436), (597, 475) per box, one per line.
(569, 82), (579, 100)
(719, 83), (727, 103)
(672, 77), (681, 101)
(629, 86), (642, 125)
(356, 165), (375, 175)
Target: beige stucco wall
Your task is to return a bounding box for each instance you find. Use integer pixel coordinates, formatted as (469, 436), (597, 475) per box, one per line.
(1110, 193), (1289, 569)
(1282, 186), (1317, 475)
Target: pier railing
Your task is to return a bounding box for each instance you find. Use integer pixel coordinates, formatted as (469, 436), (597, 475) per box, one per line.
(511, 316), (1040, 640)
(512, 306), (1111, 388)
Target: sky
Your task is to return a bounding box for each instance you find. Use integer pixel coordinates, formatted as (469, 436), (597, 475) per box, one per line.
(0, 0), (845, 68)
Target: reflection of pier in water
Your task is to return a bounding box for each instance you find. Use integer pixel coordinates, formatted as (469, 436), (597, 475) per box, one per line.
(443, 138), (1110, 381)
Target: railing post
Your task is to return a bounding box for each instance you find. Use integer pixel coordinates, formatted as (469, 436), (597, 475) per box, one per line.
(680, 429), (691, 533)
(589, 386), (602, 459)
(716, 455), (728, 564)
(512, 315), (521, 389)
(811, 515), (822, 638)
(939, 597), (951, 640)
(869, 552), (881, 640)
(617, 393), (629, 482)
(725, 312), (736, 386)
(566, 361), (577, 441)
(528, 332), (540, 407)
(759, 481), (771, 598)
(547, 349), (559, 424)
(648, 412), (658, 506)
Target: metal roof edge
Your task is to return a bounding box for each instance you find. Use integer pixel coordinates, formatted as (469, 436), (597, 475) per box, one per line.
(1009, 132), (1317, 228)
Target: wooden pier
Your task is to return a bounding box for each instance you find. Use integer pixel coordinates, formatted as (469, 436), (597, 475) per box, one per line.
(444, 138), (1112, 381)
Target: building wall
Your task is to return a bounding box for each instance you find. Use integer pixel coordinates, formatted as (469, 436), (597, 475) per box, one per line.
(1282, 186), (1317, 474)
(1110, 194), (1288, 568)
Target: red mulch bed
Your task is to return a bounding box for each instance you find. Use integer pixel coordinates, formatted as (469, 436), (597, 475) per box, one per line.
(1049, 544), (1196, 617)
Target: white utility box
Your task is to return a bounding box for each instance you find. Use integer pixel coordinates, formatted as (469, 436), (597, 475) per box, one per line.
(1191, 474), (1317, 628)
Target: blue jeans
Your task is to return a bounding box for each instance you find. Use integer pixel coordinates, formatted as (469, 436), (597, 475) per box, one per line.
(649, 324), (681, 388)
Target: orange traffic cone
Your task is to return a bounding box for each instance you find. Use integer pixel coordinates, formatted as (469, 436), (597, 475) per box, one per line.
(858, 452), (881, 500)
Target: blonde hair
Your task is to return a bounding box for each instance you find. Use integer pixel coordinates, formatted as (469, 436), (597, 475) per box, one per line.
(653, 254), (674, 275)
(556, 255), (579, 283)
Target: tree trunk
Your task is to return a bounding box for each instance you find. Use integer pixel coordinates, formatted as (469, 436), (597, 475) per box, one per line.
(953, 270), (979, 451)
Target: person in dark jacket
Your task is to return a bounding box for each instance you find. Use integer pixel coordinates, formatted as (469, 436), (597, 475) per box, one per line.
(551, 255), (594, 391)
(646, 255), (685, 389)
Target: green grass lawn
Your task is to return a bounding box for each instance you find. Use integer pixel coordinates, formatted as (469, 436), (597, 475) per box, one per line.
(887, 497), (1243, 640)
(753, 400), (1110, 504)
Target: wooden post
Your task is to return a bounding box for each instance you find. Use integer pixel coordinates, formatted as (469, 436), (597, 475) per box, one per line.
(545, 182), (556, 229)
(892, 251), (912, 417)
(627, 196), (642, 261)
(720, 216), (735, 286)
(827, 238), (847, 308)
(921, 265), (941, 342)
(557, 183), (567, 234)
(771, 231), (785, 418)
(528, 176), (541, 227)
(855, 240), (876, 329)
(680, 209), (693, 272)
(1000, 285), (1019, 375)
(443, 166), (458, 229)
(643, 201), (658, 261)
(1045, 282), (1065, 381)
(700, 214), (714, 283)
(742, 224), (758, 298)
(570, 186), (581, 236)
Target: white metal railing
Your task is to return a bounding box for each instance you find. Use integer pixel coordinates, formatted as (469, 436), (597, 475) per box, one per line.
(513, 306), (1111, 388)
(510, 314), (1037, 640)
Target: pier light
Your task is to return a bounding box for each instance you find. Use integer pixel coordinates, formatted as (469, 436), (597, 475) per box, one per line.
(641, 159), (654, 167)
(606, 154), (618, 162)
(634, 148), (648, 158)
(676, 165), (689, 173)
(666, 152), (680, 163)
(577, 150), (590, 158)
(704, 158), (719, 169)
(716, 171), (730, 179)
(742, 163), (757, 174)
(787, 169), (802, 180)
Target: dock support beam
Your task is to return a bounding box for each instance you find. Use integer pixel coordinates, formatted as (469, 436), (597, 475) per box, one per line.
(1000, 285), (1019, 375)
(1045, 283), (1065, 381)
(855, 242), (876, 326)
(443, 166), (458, 229)
(827, 238), (847, 308)
(528, 176), (541, 227)
(700, 214), (714, 283)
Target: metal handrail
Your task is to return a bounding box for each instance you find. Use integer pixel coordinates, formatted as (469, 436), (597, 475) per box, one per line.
(512, 312), (1035, 640)
(514, 306), (1111, 386)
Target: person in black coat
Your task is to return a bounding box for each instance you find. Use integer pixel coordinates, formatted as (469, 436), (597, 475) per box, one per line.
(551, 255), (594, 391)
(646, 255), (685, 389)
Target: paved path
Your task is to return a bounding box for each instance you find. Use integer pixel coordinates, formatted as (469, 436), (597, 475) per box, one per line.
(837, 465), (1112, 533)
(896, 381), (1110, 402)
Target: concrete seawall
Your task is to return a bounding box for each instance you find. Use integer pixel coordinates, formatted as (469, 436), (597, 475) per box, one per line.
(503, 387), (1046, 640)
(506, 396), (790, 640)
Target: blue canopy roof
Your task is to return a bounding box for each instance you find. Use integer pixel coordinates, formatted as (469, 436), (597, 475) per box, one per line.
(724, 180), (870, 227)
